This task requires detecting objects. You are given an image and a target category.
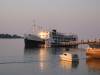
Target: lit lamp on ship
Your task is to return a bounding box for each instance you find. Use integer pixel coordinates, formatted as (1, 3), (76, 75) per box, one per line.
(38, 31), (50, 47)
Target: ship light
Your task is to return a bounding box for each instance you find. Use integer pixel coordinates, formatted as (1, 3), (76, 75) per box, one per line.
(38, 32), (49, 39)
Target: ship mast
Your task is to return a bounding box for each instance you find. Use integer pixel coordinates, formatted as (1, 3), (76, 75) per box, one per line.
(32, 20), (37, 35)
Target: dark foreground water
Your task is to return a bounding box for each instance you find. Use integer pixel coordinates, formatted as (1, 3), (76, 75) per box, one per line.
(0, 39), (100, 75)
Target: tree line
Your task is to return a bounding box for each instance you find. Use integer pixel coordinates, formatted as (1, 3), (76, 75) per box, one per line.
(0, 34), (23, 38)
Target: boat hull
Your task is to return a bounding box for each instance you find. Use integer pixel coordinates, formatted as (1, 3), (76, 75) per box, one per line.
(59, 53), (79, 62)
(86, 48), (100, 59)
(60, 55), (72, 61)
(24, 39), (45, 48)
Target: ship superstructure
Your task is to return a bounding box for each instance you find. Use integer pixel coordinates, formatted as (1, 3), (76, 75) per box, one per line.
(48, 29), (78, 47)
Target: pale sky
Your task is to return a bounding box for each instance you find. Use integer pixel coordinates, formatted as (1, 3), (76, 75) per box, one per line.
(0, 0), (100, 39)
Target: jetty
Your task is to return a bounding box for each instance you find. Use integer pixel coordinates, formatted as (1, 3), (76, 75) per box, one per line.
(46, 39), (100, 48)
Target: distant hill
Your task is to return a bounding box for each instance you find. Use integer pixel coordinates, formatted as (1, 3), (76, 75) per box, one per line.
(0, 34), (23, 39)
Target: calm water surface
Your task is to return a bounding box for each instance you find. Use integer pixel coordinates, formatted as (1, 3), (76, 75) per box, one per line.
(0, 39), (100, 75)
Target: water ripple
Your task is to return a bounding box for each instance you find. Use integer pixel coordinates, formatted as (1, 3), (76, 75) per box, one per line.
(0, 56), (40, 64)
(0, 55), (87, 64)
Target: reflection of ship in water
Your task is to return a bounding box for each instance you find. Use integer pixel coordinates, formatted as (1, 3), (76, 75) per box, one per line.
(86, 59), (100, 71)
(49, 48), (63, 55)
(59, 60), (79, 70)
(24, 48), (40, 57)
(39, 48), (49, 71)
(24, 48), (48, 71)
(48, 47), (71, 55)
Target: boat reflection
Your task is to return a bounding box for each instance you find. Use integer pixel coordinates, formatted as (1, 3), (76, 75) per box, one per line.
(39, 48), (48, 71)
(86, 58), (100, 71)
(59, 60), (79, 70)
(24, 48), (48, 71)
(60, 60), (72, 69)
(24, 48), (40, 56)
(50, 48), (62, 55)
(50, 47), (70, 55)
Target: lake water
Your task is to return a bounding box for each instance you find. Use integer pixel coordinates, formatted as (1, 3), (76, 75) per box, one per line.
(0, 39), (100, 75)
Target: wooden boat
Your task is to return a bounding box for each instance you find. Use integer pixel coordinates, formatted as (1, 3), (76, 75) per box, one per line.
(59, 52), (79, 62)
(86, 48), (100, 58)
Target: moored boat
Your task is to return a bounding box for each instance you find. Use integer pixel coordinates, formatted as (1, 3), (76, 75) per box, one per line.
(86, 48), (100, 58)
(59, 52), (79, 62)
(24, 29), (78, 48)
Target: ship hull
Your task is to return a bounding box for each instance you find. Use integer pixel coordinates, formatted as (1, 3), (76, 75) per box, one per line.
(24, 38), (45, 48)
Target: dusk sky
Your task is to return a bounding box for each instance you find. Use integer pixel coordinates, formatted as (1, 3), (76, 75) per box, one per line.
(0, 0), (100, 39)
